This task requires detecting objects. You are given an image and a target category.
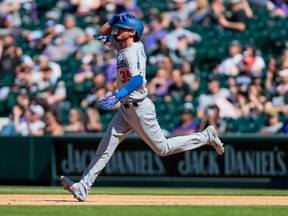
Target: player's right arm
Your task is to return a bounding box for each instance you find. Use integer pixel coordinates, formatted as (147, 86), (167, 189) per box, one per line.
(93, 22), (115, 49)
(93, 15), (120, 49)
(98, 22), (113, 35)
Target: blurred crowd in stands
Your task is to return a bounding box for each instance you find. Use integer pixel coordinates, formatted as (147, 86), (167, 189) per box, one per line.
(0, 0), (287, 136)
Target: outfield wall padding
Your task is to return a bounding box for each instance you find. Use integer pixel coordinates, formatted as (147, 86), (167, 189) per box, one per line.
(0, 134), (287, 188)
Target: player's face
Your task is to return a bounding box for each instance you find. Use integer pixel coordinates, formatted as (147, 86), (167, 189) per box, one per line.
(115, 27), (135, 41)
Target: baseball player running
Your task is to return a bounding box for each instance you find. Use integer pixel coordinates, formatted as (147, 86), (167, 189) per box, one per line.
(60, 13), (224, 202)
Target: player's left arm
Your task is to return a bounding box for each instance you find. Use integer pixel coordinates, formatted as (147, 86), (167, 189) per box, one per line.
(115, 75), (143, 100)
(97, 75), (143, 110)
(98, 48), (145, 110)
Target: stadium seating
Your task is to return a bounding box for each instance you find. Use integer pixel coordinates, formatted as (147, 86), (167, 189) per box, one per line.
(2, 3), (287, 134)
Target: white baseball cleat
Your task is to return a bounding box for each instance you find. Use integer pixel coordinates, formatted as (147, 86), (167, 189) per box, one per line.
(205, 125), (225, 155)
(60, 176), (86, 202)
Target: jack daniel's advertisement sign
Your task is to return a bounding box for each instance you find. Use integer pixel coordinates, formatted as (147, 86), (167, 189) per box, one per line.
(53, 136), (288, 178)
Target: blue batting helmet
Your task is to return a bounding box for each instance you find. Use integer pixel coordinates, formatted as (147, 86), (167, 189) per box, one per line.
(114, 14), (144, 38)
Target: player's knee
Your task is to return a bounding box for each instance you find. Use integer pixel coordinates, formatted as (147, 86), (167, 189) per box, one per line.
(157, 152), (169, 157)
(154, 148), (169, 157)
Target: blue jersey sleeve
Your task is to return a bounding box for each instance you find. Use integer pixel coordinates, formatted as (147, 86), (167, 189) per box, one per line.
(115, 75), (143, 100)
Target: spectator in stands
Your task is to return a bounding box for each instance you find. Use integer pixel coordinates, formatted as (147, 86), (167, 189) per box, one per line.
(235, 55), (255, 92)
(227, 82), (250, 116)
(44, 109), (64, 136)
(197, 78), (230, 118)
(143, 16), (167, 55)
(279, 48), (288, 70)
(69, 0), (101, 16)
(180, 60), (199, 92)
(93, 0), (117, 26)
(91, 50), (106, 73)
(44, 10), (61, 24)
(264, 56), (280, 92)
(105, 73), (117, 94)
(214, 93), (242, 119)
(32, 54), (62, 88)
(12, 54), (35, 94)
(168, 33), (198, 65)
(118, 0), (144, 19)
(13, 103), (46, 136)
(242, 83), (267, 117)
(83, 107), (103, 133)
(259, 112), (283, 134)
(43, 14), (86, 61)
(208, 0), (226, 24)
(92, 72), (106, 90)
(164, 68), (193, 102)
(161, 0), (197, 28)
(0, 34), (22, 74)
(102, 49), (117, 85)
(189, 0), (212, 25)
(33, 66), (67, 112)
(148, 35), (170, 66)
(63, 108), (84, 133)
(26, 103), (47, 136)
(73, 55), (95, 84)
(0, 0), (22, 27)
(75, 27), (103, 60)
(264, 51), (288, 103)
(264, 76), (288, 115)
(23, 19), (65, 52)
(246, 0), (274, 9)
(242, 43), (266, 77)
(214, 40), (243, 76)
(171, 102), (199, 135)
(0, 94), (30, 135)
(80, 73), (113, 109)
(229, 77), (263, 119)
(80, 85), (109, 109)
(198, 104), (227, 135)
(165, 17), (202, 53)
(218, 0), (253, 32)
(268, 0), (288, 18)
(0, 36), (21, 100)
(147, 68), (172, 100)
(156, 56), (174, 75)
(0, 13), (23, 37)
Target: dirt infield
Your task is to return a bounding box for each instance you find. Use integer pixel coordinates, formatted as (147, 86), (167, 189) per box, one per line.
(0, 194), (288, 206)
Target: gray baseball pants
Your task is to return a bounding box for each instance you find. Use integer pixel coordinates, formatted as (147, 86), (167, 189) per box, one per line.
(78, 98), (209, 197)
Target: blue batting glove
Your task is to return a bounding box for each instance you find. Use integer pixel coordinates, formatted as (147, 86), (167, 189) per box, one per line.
(108, 14), (119, 26)
(108, 13), (136, 26)
(97, 95), (119, 111)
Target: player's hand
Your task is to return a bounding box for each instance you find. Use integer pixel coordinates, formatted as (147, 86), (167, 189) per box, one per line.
(97, 95), (119, 111)
(108, 13), (135, 26)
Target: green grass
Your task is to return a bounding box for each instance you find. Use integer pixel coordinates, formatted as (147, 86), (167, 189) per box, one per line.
(0, 186), (288, 216)
(0, 186), (288, 196)
(1, 206), (288, 216)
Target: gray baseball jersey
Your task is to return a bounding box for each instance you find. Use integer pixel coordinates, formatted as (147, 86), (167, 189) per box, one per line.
(97, 34), (148, 101)
(76, 34), (213, 198)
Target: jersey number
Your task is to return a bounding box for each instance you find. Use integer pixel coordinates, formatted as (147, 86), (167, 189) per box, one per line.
(119, 70), (131, 83)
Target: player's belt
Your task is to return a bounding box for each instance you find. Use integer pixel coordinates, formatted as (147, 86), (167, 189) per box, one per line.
(122, 102), (139, 109)
(122, 98), (146, 109)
